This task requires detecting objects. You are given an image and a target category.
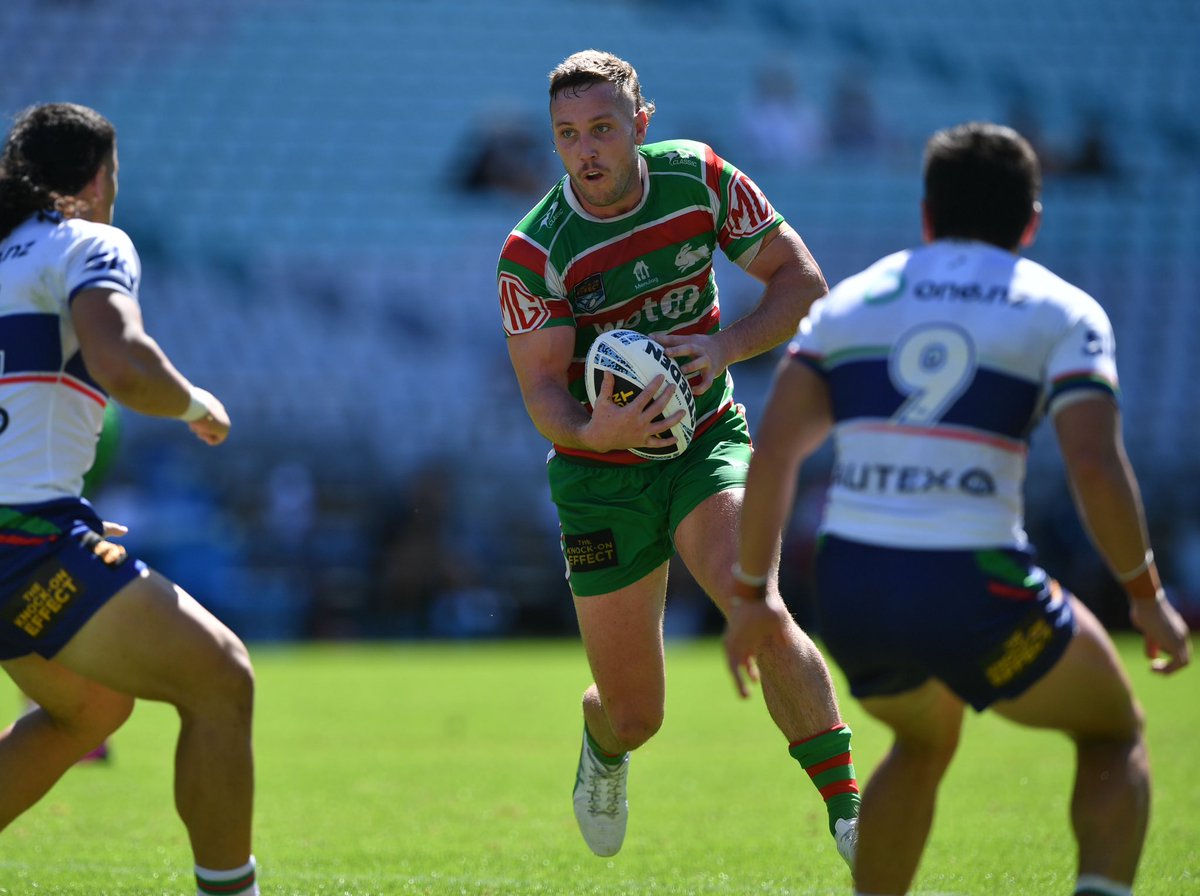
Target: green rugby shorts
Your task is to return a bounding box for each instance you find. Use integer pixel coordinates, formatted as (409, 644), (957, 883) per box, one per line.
(547, 408), (752, 597)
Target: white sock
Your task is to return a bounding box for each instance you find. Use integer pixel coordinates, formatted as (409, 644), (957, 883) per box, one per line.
(195, 855), (258, 896)
(1075, 874), (1132, 896)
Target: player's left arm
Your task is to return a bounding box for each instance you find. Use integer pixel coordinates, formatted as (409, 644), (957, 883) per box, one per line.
(658, 223), (827, 395)
(1054, 395), (1191, 673)
(72, 288), (230, 445)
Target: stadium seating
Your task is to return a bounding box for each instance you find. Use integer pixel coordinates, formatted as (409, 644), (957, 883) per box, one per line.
(1, 0), (1196, 634)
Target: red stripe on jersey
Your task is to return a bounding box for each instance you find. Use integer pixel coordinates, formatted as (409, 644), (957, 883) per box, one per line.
(576, 270), (712, 329)
(851, 421), (1027, 455)
(553, 444), (647, 465)
(552, 398), (734, 465)
(564, 209), (714, 292)
(0, 374), (105, 407)
(672, 304), (720, 337)
(61, 377), (107, 407)
(500, 231), (549, 276)
(704, 145), (724, 194)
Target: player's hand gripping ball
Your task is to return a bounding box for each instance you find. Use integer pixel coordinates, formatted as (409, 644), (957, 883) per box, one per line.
(584, 329), (697, 460)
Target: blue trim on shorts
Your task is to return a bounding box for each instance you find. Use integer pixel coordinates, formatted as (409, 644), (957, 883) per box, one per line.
(0, 498), (146, 660)
(814, 533), (1076, 711)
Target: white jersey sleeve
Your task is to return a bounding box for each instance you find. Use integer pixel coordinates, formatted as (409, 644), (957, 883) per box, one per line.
(1043, 294), (1118, 415)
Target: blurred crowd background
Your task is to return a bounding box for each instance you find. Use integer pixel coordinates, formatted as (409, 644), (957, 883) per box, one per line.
(3, 0), (1197, 643)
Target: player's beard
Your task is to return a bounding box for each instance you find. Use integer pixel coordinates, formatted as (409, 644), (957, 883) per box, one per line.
(570, 156), (640, 215)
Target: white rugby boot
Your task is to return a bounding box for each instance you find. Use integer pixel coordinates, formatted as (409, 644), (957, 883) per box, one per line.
(572, 728), (630, 857)
(834, 816), (858, 870)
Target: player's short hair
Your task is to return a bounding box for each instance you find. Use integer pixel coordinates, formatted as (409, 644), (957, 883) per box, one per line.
(0, 103), (115, 240)
(923, 122), (1041, 250)
(548, 50), (655, 121)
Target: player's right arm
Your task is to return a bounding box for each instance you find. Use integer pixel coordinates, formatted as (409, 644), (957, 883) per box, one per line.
(725, 354), (834, 696)
(506, 326), (681, 455)
(1053, 396), (1190, 673)
(71, 287), (230, 446)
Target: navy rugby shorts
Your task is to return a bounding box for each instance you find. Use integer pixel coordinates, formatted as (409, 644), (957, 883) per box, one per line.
(0, 498), (146, 661)
(814, 533), (1076, 711)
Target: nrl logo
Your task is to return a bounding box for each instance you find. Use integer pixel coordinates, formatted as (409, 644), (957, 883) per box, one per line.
(664, 148), (697, 166)
(674, 242), (711, 272)
(573, 273), (607, 314)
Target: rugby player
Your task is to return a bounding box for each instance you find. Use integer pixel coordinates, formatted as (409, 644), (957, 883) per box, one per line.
(497, 50), (860, 865)
(730, 121), (1191, 896)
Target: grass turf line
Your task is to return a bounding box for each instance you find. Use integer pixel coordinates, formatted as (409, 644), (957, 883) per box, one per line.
(0, 635), (1195, 895)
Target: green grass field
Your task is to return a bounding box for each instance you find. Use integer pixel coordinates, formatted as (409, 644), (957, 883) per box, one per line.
(0, 635), (1195, 895)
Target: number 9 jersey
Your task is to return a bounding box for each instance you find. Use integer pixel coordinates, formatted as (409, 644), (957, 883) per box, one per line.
(0, 211), (140, 503)
(789, 239), (1118, 550)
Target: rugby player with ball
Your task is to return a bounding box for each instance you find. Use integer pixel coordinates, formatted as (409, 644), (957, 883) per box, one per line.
(497, 49), (860, 867)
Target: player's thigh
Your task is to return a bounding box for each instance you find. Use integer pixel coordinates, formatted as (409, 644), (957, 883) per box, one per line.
(670, 413), (755, 607)
(573, 563), (669, 714)
(859, 679), (965, 754)
(990, 596), (1142, 741)
(673, 486), (744, 612)
(2, 652), (133, 732)
(52, 569), (252, 707)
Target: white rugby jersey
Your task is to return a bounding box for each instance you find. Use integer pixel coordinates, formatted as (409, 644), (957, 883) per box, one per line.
(791, 239), (1118, 550)
(0, 212), (139, 503)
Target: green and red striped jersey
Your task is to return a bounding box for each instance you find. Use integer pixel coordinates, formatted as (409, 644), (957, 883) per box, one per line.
(498, 139), (783, 464)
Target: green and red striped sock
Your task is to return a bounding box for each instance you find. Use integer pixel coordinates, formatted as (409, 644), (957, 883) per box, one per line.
(789, 723), (860, 835)
(195, 855), (258, 896)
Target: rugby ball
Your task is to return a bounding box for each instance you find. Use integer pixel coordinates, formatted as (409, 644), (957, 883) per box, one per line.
(583, 329), (697, 460)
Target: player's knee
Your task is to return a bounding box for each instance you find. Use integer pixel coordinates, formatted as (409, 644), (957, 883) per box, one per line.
(893, 734), (958, 782)
(1079, 697), (1145, 752)
(51, 685), (134, 744)
(892, 715), (961, 772)
(192, 636), (255, 719)
(82, 688), (134, 745)
(608, 709), (663, 750)
(217, 639), (255, 713)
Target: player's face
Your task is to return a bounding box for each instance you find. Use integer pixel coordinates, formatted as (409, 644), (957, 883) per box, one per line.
(551, 81), (647, 218)
(84, 145), (120, 225)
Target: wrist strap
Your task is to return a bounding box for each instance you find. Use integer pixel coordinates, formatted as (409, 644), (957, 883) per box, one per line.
(179, 386), (213, 422)
(1116, 549), (1153, 583)
(731, 563), (768, 602)
(731, 562), (768, 588)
